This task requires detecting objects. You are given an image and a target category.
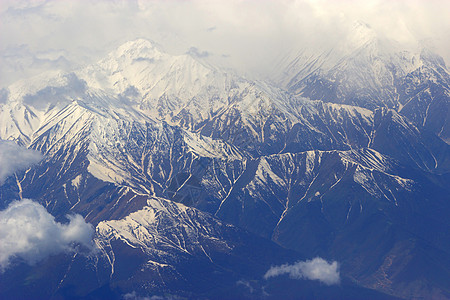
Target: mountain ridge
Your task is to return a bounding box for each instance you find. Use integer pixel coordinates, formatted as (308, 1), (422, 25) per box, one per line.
(1, 37), (449, 299)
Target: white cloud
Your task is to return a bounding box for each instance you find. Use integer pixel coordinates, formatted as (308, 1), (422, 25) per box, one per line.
(0, 199), (94, 271)
(1, 0), (449, 87)
(0, 140), (43, 183)
(264, 257), (340, 285)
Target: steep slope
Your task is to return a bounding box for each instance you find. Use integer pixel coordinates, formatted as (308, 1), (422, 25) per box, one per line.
(0, 38), (449, 299)
(77, 39), (243, 125)
(0, 196), (296, 299)
(397, 49), (450, 143)
(0, 196), (404, 300)
(2, 97), (248, 223)
(74, 39), (379, 156)
(273, 22), (450, 143)
(214, 148), (450, 299)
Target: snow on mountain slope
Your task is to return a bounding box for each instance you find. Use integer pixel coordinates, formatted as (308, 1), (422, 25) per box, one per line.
(78, 196), (300, 298)
(211, 148), (414, 238)
(75, 38), (376, 152)
(77, 39), (243, 123)
(0, 37), (449, 299)
(6, 99), (249, 224)
(182, 129), (247, 160)
(95, 196), (233, 268)
(205, 145), (450, 298)
(271, 21), (450, 143)
(277, 40), (423, 108)
(271, 21), (380, 87)
(0, 39), (373, 186)
(0, 71), (92, 145)
(0, 194), (303, 299)
(1, 39), (446, 223)
(0, 102), (40, 146)
(396, 49), (450, 143)
(1, 39), (446, 227)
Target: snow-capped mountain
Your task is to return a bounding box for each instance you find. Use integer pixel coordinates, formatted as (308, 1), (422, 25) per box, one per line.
(272, 21), (450, 143)
(1, 37), (449, 299)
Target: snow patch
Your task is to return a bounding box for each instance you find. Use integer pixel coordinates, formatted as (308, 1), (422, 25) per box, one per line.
(71, 174), (82, 189)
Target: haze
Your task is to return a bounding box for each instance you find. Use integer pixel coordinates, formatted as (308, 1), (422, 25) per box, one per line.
(1, 0), (449, 87)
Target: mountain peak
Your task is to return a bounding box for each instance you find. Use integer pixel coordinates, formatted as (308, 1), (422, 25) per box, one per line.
(119, 38), (157, 49)
(113, 38), (164, 60)
(347, 20), (377, 48)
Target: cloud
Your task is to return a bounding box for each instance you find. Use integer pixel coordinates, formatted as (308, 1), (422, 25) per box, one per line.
(0, 199), (94, 271)
(0, 88), (8, 104)
(264, 257), (340, 285)
(23, 72), (87, 110)
(0, 45), (73, 87)
(0, 0), (449, 86)
(0, 140), (43, 183)
(186, 47), (210, 58)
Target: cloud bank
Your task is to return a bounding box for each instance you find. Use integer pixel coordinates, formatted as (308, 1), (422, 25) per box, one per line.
(0, 0), (449, 87)
(0, 199), (94, 271)
(0, 140), (43, 183)
(264, 257), (340, 285)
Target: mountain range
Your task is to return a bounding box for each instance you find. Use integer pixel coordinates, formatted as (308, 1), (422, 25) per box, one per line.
(1, 22), (449, 299)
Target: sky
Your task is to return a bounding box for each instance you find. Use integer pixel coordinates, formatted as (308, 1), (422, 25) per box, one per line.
(1, 0), (449, 87)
